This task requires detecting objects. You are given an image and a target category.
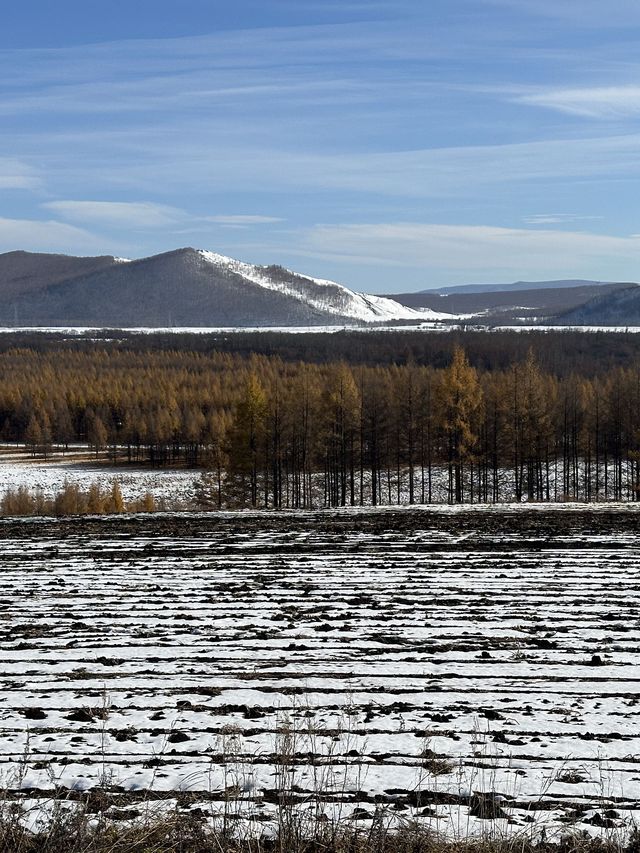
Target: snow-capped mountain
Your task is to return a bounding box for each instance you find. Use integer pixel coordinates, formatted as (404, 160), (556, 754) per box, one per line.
(0, 247), (448, 327)
(197, 250), (445, 323)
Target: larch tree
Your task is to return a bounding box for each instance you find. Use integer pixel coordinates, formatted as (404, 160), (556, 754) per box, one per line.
(226, 373), (267, 507)
(86, 411), (108, 458)
(519, 350), (555, 501)
(437, 346), (483, 503)
(322, 364), (360, 507)
(24, 413), (42, 457)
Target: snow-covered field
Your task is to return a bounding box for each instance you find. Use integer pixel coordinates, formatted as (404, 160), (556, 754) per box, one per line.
(1, 508), (639, 839)
(0, 322), (453, 335)
(0, 323), (638, 335)
(0, 449), (197, 505)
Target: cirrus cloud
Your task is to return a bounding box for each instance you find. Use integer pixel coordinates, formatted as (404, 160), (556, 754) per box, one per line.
(42, 200), (185, 228)
(514, 86), (640, 119)
(291, 222), (640, 283)
(42, 201), (286, 232)
(0, 158), (40, 191)
(0, 217), (113, 255)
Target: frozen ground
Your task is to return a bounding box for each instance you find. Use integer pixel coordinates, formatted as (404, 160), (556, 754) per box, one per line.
(0, 507), (639, 839)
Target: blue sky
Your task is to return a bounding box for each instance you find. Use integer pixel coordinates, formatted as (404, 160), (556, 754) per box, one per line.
(3, 0), (640, 291)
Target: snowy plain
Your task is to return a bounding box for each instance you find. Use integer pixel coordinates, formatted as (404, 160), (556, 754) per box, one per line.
(0, 323), (638, 337)
(0, 507), (639, 840)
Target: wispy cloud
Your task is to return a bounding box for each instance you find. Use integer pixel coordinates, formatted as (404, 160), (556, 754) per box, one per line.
(5, 18), (637, 204)
(205, 215), (285, 226)
(275, 0), (404, 12)
(42, 200), (184, 228)
(18, 130), (640, 207)
(0, 23), (438, 95)
(482, 0), (640, 27)
(0, 217), (111, 255)
(293, 222), (640, 280)
(523, 213), (604, 225)
(515, 85), (640, 118)
(43, 201), (285, 232)
(0, 75), (379, 118)
(67, 133), (640, 198)
(0, 158), (40, 190)
(0, 19), (527, 126)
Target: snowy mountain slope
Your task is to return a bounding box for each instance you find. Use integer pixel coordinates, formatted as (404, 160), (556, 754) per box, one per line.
(198, 250), (447, 322)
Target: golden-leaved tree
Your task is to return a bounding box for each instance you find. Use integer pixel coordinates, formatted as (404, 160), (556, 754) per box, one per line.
(226, 373), (267, 507)
(437, 347), (483, 503)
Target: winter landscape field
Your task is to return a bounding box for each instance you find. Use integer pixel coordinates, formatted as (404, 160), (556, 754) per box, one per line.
(1, 507), (639, 847)
(8, 0), (640, 851)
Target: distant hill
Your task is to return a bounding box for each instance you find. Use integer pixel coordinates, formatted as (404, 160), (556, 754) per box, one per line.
(0, 250), (120, 300)
(555, 284), (640, 326)
(0, 248), (444, 327)
(423, 279), (614, 295)
(384, 282), (629, 322)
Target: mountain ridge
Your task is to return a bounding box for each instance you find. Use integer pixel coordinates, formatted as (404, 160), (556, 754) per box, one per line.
(555, 284), (640, 326)
(421, 279), (623, 295)
(1, 248), (635, 328)
(0, 247), (445, 327)
(385, 282), (632, 321)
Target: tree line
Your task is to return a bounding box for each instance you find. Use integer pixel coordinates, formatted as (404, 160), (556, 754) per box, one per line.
(3, 343), (640, 506)
(3, 327), (640, 376)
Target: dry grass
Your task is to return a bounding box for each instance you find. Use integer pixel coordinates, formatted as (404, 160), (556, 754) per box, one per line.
(0, 808), (638, 853)
(0, 480), (157, 517)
